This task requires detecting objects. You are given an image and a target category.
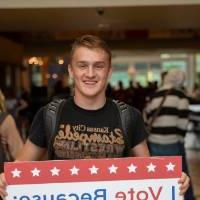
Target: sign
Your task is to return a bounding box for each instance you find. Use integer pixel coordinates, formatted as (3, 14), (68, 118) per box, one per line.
(5, 156), (182, 200)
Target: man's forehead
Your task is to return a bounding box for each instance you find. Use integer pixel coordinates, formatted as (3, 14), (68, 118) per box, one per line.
(71, 47), (109, 62)
(73, 46), (108, 56)
(76, 61), (106, 64)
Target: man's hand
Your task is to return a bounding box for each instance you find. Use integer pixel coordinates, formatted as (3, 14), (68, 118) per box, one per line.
(179, 172), (190, 197)
(0, 173), (7, 200)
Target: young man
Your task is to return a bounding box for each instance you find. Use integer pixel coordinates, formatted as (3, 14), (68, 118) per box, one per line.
(0, 35), (189, 198)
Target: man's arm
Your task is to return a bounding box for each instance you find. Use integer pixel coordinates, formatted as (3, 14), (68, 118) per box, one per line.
(16, 139), (46, 161)
(131, 139), (150, 157)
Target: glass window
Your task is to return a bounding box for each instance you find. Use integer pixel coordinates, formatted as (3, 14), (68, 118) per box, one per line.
(162, 60), (187, 71)
(196, 54), (200, 73)
(110, 71), (130, 88)
(31, 65), (42, 87)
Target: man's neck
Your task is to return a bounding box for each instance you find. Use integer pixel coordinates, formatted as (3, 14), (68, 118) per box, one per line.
(73, 94), (106, 110)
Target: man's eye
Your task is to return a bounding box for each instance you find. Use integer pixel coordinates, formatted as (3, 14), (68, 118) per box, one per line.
(95, 65), (104, 69)
(78, 65), (87, 68)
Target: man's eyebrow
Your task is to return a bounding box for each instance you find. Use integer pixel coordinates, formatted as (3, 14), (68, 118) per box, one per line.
(77, 61), (88, 64)
(76, 61), (106, 64)
(94, 61), (106, 64)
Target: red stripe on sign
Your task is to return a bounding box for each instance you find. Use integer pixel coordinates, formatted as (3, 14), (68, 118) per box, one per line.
(5, 156), (182, 185)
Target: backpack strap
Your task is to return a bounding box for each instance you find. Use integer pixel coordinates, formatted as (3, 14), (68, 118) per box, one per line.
(113, 100), (133, 156)
(44, 98), (66, 159)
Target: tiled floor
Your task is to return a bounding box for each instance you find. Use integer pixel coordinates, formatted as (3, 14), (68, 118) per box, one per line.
(187, 149), (200, 200)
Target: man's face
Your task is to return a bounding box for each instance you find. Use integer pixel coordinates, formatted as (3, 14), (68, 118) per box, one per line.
(68, 47), (112, 99)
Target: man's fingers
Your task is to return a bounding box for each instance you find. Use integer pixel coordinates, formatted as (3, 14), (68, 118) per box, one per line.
(0, 173), (8, 199)
(0, 174), (6, 187)
(179, 174), (190, 195)
(0, 188), (7, 199)
(0, 185), (7, 200)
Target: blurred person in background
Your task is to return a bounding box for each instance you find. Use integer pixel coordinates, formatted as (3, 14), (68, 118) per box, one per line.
(16, 88), (32, 140)
(51, 80), (71, 100)
(144, 69), (195, 200)
(0, 90), (23, 173)
(190, 84), (200, 103)
(113, 80), (127, 102)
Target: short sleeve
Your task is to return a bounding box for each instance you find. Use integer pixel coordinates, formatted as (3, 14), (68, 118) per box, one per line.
(130, 107), (148, 148)
(28, 107), (47, 148)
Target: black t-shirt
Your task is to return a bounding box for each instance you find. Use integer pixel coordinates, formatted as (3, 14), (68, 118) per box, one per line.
(29, 98), (147, 159)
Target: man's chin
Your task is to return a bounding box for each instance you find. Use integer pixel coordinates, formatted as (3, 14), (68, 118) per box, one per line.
(83, 93), (98, 98)
(81, 91), (100, 99)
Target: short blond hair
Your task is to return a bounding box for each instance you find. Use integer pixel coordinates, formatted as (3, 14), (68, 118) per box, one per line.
(69, 35), (111, 64)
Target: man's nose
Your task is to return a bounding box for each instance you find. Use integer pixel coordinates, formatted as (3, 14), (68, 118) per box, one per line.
(87, 66), (96, 77)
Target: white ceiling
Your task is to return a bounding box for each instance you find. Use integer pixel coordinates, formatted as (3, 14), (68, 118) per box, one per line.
(1, 0), (200, 8)
(0, 5), (200, 32)
(0, 1), (200, 54)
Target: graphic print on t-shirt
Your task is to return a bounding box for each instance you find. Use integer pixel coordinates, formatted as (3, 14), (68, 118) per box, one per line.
(53, 123), (125, 159)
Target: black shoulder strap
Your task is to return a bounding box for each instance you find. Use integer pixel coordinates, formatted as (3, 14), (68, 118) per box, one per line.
(112, 100), (133, 156)
(45, 98), (66, 159)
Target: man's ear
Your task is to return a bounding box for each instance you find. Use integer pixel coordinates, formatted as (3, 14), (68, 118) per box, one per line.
(68, 64), (73, 78)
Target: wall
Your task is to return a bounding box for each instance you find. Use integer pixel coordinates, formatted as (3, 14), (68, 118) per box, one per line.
(0, 36), (23, 64)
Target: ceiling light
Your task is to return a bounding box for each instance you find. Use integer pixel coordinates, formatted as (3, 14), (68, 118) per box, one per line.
(58, 59), (64, 65)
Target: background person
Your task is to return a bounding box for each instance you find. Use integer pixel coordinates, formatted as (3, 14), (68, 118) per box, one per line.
(0, 90), (23, 172)
(144, 69), (195, 200)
